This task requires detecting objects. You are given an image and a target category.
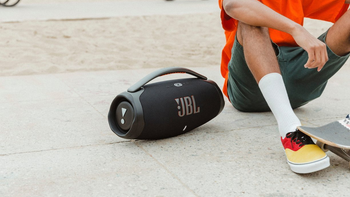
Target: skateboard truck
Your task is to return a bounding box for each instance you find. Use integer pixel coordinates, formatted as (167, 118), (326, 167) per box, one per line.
(316, 141), (350, 162)
(298, 114), (350, 166)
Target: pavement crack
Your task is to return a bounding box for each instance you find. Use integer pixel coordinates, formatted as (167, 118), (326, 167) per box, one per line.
(134, 141), (199, 197)
(0, 141), (131, 157)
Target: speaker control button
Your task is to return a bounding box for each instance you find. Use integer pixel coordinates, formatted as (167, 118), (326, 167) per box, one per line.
(116, 101), (134, 131)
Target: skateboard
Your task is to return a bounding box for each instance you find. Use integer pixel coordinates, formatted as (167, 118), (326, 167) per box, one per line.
(298, 115), (350, 162)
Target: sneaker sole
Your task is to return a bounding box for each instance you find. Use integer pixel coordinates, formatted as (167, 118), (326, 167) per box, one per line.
(287, 155), (330, 174)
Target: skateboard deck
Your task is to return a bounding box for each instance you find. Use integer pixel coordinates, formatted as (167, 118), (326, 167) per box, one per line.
(298, 115), (350, 162)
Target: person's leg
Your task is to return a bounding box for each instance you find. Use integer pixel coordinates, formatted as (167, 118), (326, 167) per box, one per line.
(278, 11), (350, 108)
(236, 22), (301, 137)
(236, 22), (279, 82)
(325, 10), (350, 57)
(229, 21), (329, 173)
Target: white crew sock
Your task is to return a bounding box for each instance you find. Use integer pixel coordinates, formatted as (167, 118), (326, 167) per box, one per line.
(258, 73), (301, 137)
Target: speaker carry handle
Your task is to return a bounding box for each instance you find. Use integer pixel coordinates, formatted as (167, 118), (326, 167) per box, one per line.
(127, 67), (208, 93)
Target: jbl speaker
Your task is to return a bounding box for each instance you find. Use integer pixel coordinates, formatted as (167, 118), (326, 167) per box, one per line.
(108, 67), (224, 139)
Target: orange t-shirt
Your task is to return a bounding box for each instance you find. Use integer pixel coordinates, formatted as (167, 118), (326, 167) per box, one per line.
(219, 0), (349, 98)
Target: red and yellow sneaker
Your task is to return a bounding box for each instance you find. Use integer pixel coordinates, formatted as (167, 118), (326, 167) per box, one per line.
(281, 130), (330, 174)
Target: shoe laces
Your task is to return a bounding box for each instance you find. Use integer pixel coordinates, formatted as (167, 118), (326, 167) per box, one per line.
(285, 130), (314, 149)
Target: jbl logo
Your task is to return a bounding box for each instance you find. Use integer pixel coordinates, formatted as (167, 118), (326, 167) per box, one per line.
(175, 95), (200, 117)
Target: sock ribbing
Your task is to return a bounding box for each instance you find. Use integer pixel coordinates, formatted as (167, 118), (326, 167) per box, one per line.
(258, 73), (301, 136)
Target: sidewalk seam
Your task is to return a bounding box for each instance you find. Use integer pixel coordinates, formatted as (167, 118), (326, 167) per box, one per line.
(0, 141), (131, 157)
(134, 141), (200, 197)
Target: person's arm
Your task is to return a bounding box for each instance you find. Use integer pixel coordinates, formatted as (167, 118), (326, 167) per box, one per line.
(223, 0), (328, 71)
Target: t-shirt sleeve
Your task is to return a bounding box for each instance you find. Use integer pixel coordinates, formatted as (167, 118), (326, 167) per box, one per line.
(218, 0), (236, 31)
(304, 0), (349, 22)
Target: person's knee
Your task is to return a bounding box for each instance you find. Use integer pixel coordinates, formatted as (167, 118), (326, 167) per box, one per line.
(237, 22), (270, 45)
(326, 10), (350, 56)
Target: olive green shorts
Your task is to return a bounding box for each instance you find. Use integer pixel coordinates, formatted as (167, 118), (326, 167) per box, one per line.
(227, 31), (350, 112)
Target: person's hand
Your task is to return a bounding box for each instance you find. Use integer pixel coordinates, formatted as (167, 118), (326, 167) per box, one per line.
(291, 25), (328, 72)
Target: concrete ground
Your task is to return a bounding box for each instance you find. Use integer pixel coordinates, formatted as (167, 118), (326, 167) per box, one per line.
(1, 1), (350, 197)
(1, 65), (350, 197)
(0, 0), (218, 22)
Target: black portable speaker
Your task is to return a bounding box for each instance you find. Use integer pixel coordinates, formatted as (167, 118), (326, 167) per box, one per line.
(108, 67), (225, 139)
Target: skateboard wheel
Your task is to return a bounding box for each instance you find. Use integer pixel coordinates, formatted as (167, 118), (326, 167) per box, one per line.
(316, 141), (329, 152)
